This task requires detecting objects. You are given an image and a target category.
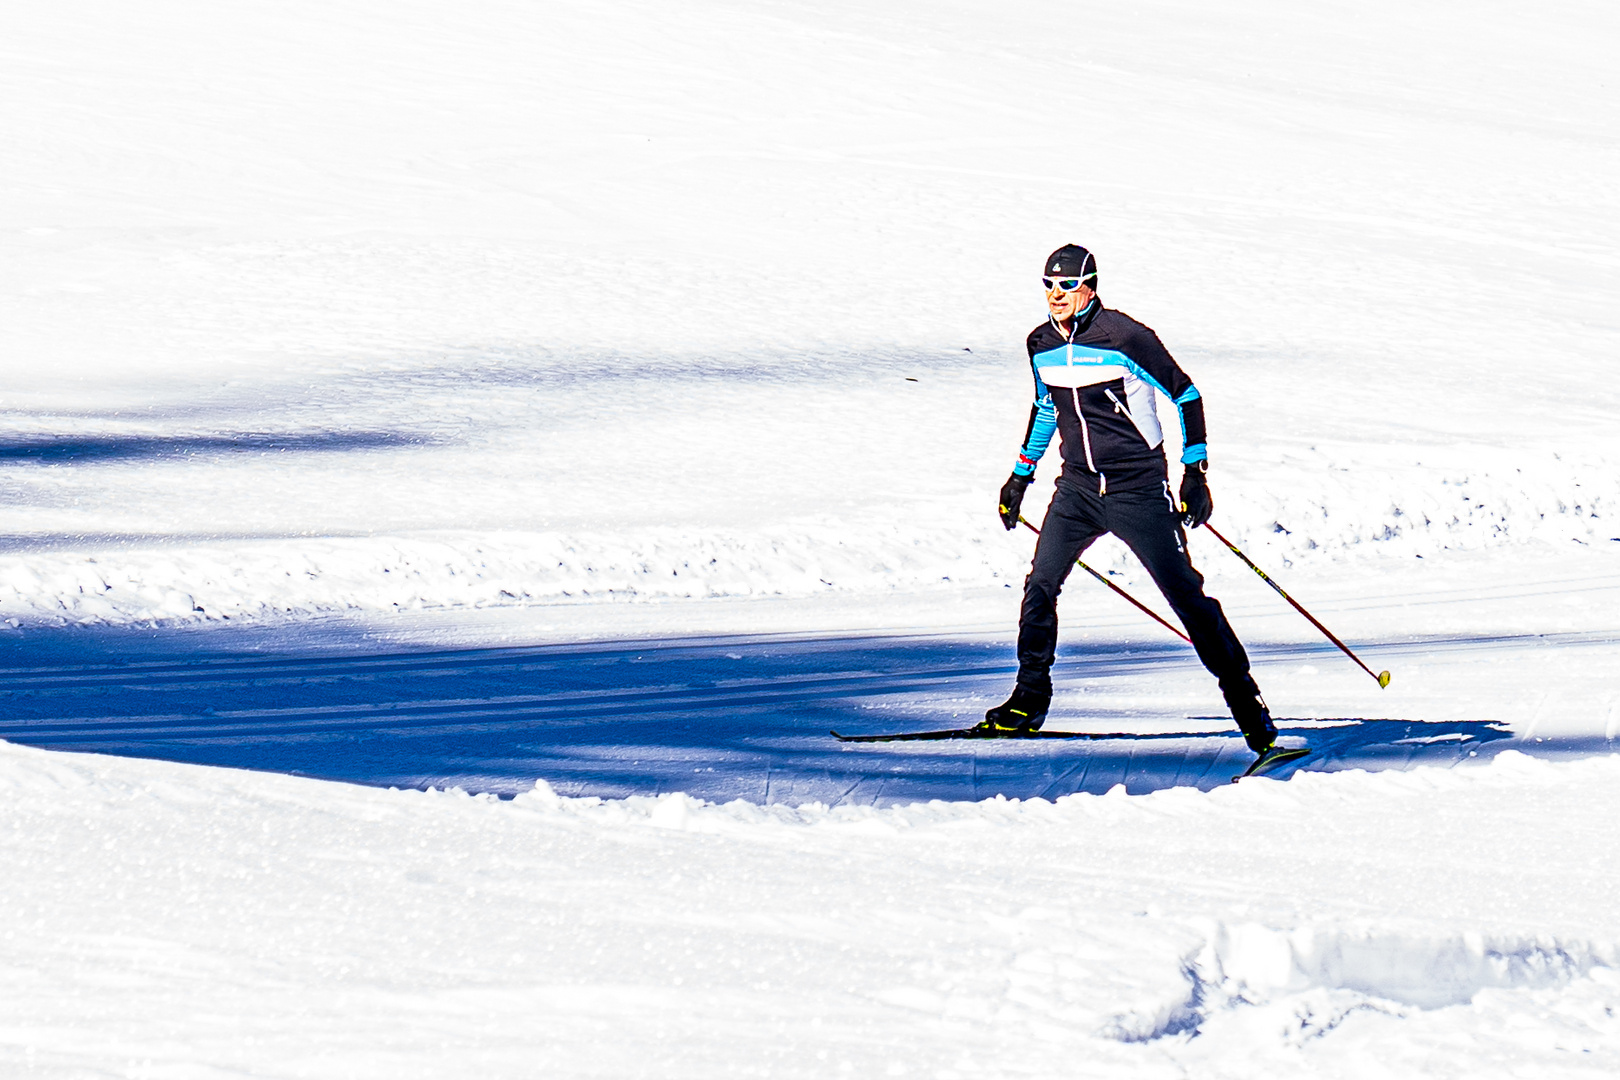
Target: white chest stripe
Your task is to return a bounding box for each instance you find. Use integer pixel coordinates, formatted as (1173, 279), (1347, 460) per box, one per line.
(1036, 362), (1128, 388)
(1035, 361), (1167, 451)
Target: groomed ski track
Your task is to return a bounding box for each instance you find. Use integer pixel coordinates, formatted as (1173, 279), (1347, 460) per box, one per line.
(1, 623), (1607, 805)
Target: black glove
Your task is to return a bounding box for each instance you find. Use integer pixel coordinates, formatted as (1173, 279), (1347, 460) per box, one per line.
(998, 473), (1032, 530)
(1178, 462), (1212, 529)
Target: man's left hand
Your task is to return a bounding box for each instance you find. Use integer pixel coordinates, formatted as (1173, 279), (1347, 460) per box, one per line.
(1179, 464), (1212, 529)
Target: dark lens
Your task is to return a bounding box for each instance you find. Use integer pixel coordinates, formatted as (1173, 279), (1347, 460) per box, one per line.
(1059, 279), (1081, 291)
(1042, 278), (1055, 289)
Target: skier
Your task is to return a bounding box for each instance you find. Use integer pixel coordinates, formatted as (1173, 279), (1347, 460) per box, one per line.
(987, 243), (1283, 765)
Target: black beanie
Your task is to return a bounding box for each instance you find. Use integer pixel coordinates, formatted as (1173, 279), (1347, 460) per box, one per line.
(1044, 244), (1097, 287)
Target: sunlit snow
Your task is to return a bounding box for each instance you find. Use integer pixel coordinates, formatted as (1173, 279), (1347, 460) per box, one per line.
(1, 0), (1618, 1075)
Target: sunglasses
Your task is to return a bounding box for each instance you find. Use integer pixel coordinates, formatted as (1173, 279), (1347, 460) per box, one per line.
(1042, 277), (1091, 293)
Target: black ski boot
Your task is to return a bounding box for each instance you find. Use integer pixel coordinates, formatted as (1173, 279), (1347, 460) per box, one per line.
(975, 686), (1050, 735)
(1226, 684), (1277, 755)
(1226, 685), (1310, 779)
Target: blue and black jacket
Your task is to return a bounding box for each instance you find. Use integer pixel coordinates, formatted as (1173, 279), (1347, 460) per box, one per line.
(1013, 298), (1207, 495)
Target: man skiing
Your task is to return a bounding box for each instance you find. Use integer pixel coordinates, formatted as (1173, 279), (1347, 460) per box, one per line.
(986, 243), (1283, 766)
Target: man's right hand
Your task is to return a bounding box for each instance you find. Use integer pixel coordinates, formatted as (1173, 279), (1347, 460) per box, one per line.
(998, 473), (1032, 530)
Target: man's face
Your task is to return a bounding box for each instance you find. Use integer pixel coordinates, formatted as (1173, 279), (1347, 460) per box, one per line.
(1045, 278), (1095, 322)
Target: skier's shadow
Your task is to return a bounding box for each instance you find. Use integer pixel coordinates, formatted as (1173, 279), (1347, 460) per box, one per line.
(765, 718), (1518, 804)
(0, 622), (1575, 806)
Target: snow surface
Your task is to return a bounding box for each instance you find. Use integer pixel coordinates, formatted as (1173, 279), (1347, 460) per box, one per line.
(4, 0), (1618, 626)
(3, 742), (1618, 1077)
(2, 0), (1619, 1074)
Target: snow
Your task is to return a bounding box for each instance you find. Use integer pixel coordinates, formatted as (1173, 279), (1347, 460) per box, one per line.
(4, 0), (1617, 626)
(2, 0), (1619, 1073)
(3, 741), (1617, 1076)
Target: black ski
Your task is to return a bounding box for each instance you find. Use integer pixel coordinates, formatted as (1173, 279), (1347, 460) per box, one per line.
(1232, 745), (1311, 782)
(832, 727), (1130, 743)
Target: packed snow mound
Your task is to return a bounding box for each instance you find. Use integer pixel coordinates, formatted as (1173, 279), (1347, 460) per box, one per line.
(1200, 924), (1611, 1013)
(1104, 923), (1616, 1043)
(3, 742), (1616, 1075)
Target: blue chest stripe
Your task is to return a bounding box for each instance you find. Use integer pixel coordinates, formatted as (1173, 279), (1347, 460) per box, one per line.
(1023, 342), (1204, 467)
(1033, 344), (1175, 400)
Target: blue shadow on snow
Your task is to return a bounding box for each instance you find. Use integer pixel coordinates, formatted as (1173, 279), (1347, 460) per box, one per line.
(0, 623), (1561, 806)
(0, 430), (427, 464)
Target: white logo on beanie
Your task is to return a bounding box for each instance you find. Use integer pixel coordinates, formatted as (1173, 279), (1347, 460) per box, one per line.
(1051, 263), (1061, 272)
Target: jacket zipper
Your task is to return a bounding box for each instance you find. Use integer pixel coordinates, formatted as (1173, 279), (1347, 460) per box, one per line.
(1072, 386), (1106, 495)
(1073, 388), (1097, 472)
(1065, 322), (1106, 496)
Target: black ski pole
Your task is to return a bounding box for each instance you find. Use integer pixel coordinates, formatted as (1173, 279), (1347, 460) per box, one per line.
(1202, 522), (1391, 688)
(1018, 516), (1191, 644)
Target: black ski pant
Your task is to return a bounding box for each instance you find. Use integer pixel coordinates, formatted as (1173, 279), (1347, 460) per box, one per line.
(1017, 474), (1271, 750)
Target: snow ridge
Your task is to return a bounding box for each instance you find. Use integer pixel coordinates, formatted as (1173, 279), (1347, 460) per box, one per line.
(0, 446), (1613, 628)
(1108, 924), (1615, 1044)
